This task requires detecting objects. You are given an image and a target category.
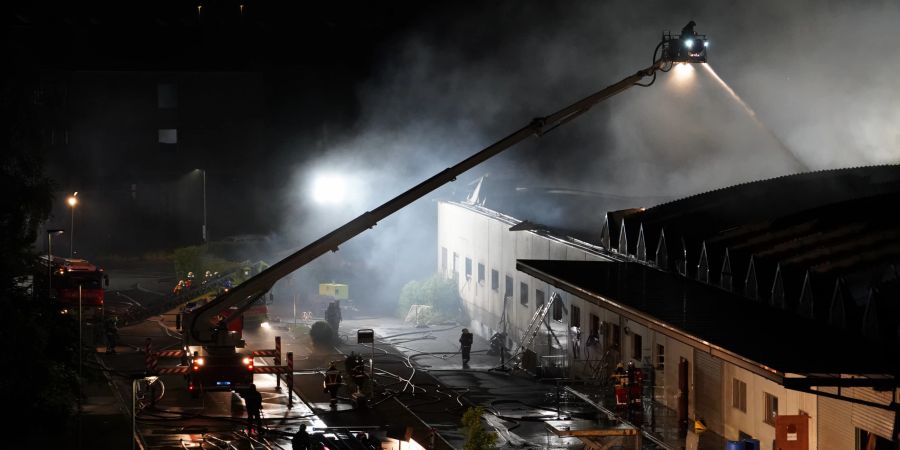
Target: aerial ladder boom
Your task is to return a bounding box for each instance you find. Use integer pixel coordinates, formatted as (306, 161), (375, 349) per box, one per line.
(185, 23), (709, 348)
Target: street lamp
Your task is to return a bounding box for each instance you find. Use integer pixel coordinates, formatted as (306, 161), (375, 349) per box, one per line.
(46, 229), (64, 298)
(67, 192), (78, 258)
(194, 169), (207, 243)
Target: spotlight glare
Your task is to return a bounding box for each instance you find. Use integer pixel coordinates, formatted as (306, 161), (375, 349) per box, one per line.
(672, 63), (696, 83)
(684, 39), (694, 49)
(311, 174), (347, 205)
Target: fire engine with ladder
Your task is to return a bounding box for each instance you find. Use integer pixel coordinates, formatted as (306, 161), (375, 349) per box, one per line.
(145, 22), (710, 400)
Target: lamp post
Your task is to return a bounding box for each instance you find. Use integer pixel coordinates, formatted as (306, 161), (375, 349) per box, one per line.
(67, 192), (78, 258)
(192, 169), (207, 243)
(46, 229), (64, 298)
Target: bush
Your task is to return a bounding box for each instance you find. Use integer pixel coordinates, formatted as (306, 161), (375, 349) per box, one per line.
(309, 321), (334, 347)
(462, 406), (497, 450)
(397, 273), (462, 319)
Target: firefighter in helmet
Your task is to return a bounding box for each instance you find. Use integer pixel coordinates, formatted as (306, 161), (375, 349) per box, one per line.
(323, 361), (343, 406)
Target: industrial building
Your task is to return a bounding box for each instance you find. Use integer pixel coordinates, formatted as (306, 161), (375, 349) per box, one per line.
(437, 166), (900, 449)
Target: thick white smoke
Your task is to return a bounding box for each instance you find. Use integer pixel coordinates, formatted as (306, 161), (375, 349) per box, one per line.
(274, 0), (900, 308)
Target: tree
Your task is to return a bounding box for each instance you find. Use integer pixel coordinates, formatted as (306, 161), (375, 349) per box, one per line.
(309, 320), (335, 347)
(462, 406), (497, 450)
(1, 71), (79, 441)
(397, 273), (462, 319)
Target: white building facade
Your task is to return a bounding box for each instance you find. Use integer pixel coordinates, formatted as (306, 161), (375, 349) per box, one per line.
(437, 200), (897, 450)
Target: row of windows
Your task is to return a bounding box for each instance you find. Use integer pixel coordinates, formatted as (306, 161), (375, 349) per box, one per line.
(441, 248), (668, 365)
(732, 378), (778, 426)
(441, 246), (561, 319)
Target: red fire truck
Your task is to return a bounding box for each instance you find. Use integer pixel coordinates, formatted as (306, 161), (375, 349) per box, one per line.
(40, 256), (109, 314)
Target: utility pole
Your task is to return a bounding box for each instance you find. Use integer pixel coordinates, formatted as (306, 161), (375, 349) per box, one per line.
(202, 169), (207, 243)
(67, 192), (78, 258)
(47, 229), (64, 298)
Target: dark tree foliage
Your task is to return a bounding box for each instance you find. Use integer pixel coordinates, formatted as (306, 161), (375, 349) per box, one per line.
(310, 320), (335, 347)
(1, 71), (79, 438)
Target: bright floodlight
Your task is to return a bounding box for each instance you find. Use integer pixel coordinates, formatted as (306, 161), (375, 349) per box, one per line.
(684, 39), (694, 48)
(672, 63), (696, 83)
(67, 193), (78, 207)
(704, 41), (709, 47)
(311, 174), (346, 204)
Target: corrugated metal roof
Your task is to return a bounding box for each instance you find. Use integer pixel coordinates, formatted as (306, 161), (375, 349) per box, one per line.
(607, 165), (900, 347)
(518, 259), (899, 377)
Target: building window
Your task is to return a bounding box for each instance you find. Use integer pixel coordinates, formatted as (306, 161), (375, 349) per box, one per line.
(158, 83), (178, 108)
(491, 269), (499, 290)
(520, 282), (528, 306)
(656, 344), (665, 370)
(552, 294), (564, 321)
(452, 252), (459, 277)
(535, 289), (545, 309)
(732, 379), (747, 412)
(612, 324), (621, 348)
(857, 428), (894, 450)
(505, 275), (513, 299)
(590, 314), (600, 337)
(764, 392), (778, 426)
(633, 333), (642, 360)
(571, 305), (581, 328)
(477, 263), (485, 284)
(465, 257), (472, 280)
(158, 128), (178, 144)
(441, 247), (448, 274)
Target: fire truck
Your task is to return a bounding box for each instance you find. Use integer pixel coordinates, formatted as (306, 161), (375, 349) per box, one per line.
(179, 23), (709, 396)
(40, 256), (109, 316)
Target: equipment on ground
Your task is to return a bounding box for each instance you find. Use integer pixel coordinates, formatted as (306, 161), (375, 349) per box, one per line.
(177, 21), (710, 397)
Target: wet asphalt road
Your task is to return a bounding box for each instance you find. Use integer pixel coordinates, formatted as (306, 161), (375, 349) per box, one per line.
(95, 267), (684, 449)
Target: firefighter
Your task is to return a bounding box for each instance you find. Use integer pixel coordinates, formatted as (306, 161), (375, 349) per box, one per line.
(459, 328), (473, 367)
(173, 279), (185, 295)
(350, 361), (368, 394)
(323, 362), (343, 406)
(292, 424), (310, 450)
(681, 20), (696, 39)
(242, 384), (264, 435)
(570, 325), (582, 359)
(325, 301), (341, 339)
(104, 316), (119, 354)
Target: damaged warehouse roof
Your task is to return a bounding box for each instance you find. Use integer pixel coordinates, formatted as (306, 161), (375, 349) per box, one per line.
(519, 164), (900, 383)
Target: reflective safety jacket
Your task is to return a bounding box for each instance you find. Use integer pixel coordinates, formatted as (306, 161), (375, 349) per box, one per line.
(324, 369), (343, 387)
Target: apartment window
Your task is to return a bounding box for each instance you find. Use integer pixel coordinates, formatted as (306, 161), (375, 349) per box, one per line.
(764, 392), (778, 426)
(158, 83), (178, 108)
(491, 269), (499, 290)
(520, 282), (528, 306)
(612, 324), (621, 348)
(656, 344), (665, 370)
(535, 289), (545, 309)
(465, 257), (472, 280)
(590, 314), (600, 336)
(505, 275), (513, 299)
(477, 263), (485, 284)
(441, 247), (448, 274)
(570, 305), (581, 328)
(633, 333), (642, 360)
(452, 253), (459, 276)
(732, 379), (747, 412)
(158, 128), (178, 144)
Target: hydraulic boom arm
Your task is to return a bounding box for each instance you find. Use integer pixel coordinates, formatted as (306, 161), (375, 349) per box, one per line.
(185, 23), (709, 347)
